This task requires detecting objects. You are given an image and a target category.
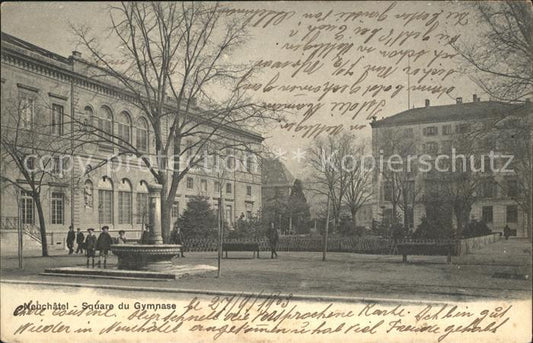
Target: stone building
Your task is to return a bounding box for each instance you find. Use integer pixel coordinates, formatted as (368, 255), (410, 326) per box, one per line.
(0, 32), (263, 246)
(371, 96), (531, 237)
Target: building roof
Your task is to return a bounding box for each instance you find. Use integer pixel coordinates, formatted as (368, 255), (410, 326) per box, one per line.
(371, 101), (523, 128)
(1, 31), (70, 64)
(1, 31), (263, 141)
(261, 158), (295, 187)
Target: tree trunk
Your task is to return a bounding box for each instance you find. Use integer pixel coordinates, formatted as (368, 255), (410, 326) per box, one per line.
(350, 208), (357, 229)
(34, 196), (48, 257)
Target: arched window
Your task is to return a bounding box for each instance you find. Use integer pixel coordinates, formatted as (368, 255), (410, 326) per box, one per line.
(98, 177), (113, 224)
(117, 111), (131, 147)
(136, 117), (149, 152)
(98, 106), (113, 152)
(136, 181), (149, 224)
(118, 178), (132, 224)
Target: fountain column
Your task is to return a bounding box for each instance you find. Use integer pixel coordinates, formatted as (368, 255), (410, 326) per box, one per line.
(148, 184), (163, 244)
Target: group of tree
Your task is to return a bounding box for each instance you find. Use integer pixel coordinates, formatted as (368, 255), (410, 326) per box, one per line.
(307, 133), (372, 234)
(261, 178), (312, 235)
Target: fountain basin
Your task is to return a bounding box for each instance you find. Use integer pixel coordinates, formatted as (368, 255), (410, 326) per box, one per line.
(111, 244), (182, 271)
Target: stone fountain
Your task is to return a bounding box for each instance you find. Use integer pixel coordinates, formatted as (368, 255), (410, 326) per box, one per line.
(110, 184), (182, 271)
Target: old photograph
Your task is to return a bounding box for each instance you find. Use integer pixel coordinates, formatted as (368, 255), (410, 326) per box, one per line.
(1, 1), (532, 342)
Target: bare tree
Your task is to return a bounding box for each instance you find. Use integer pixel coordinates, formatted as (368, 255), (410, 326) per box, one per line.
(342, 142), (372, 229)
(377, 127), (420, 228)
(1, 95), (77, 256)
(307, 134), (353, 232)
(455, 2), (533, 102)
(71, 2), (276, 242)
(455, 2), (533, 238)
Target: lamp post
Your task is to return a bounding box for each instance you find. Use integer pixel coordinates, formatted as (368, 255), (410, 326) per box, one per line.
(322, 192), (330, 262)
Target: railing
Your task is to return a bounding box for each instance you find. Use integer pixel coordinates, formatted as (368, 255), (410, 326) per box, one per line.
(182, 234), (499, 256)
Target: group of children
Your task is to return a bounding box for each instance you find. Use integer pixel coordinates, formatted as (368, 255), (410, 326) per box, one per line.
(67, 226), (127, 268)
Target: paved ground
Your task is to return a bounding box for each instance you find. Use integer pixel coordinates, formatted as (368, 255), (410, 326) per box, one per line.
(1, 238), (531, 301)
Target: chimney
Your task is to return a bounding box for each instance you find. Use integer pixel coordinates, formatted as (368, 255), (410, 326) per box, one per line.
(473, 94), (478, 102)
(425, 99), (430, 107)
(71, 51), (82, 59)
(456, 97), (463, 104)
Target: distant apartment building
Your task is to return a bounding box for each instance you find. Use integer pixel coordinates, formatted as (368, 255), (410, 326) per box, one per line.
(0, 32), (263, 242)
(371, 96), (531, 237)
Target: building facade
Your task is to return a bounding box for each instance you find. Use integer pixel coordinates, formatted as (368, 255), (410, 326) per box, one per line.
(371, 97), (531, 237)
(0, 32), (263, 244)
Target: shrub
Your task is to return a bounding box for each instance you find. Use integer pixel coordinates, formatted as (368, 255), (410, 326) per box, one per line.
(462, 220), (491, 238)
(413, 216), (453, 239)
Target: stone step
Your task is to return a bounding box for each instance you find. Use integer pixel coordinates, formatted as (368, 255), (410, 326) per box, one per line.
(44, 266), (176, 280)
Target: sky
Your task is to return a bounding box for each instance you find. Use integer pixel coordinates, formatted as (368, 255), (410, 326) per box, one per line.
(1, 1), (485, 178)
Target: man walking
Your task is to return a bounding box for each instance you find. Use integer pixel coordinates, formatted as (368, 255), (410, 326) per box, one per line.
(75, 228), (85, 254)
(66, 226), (75, 255)
(96, 226), (113, 268)
(267, 223), (279, 259)
(85, 228), (97, 268)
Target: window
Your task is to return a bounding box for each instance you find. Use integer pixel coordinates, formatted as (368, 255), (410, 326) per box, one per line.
(442, 124), (452, 135)
(404, 128), (414, 136)
(84, 106), (93, 130)
(51, 104), (64, 135)
(226, 182), (232, 194)
(201, 179), (207, 192)
(226, 149), (234, 169)
(455, 123), (470, 134)
(98, 176), (113, 224)
(185, 140), (193, 157)
(136, 193), (149, 224)
(98, 106), (113, 152)
(172, 202), (179, 218)
(245, 154), (256, 173)
(423, 126), (438, 136)
(441, 140), (453, 153)
(118, 191), (132, 224)
(214, 181), (221, 194)
(117, 111), (131, 147)
(506, 179), (519, 197)
(19, 94), (35, 129)
(21, 191), (34, 224)
(186, 177), (194, 189)
(225, 205), (233, 224)
(383, 181), (393, 202)
(478, 179), (495, 198)
(482, 206), (493, 223)
(506, 205), (518, 223)
(423, 142), (439, 154)
(51, 192), (64, 224)
(98, 190), (113, 224)
(136, 117), (149, 152)
(52, 156), (69, 176)
(246, 185), (252, 196)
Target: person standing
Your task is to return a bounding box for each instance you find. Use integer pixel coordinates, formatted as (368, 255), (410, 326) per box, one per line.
(85, 228), (97, 268)
(170, 226), (185, 257)
(267, 223), (279, 259)
(66, 226), (75, 255)
(503, 225), (511, 240)
(96, 226), (113, 268)
(117, 230), (127, 244)
(75, 228), (85, 254)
